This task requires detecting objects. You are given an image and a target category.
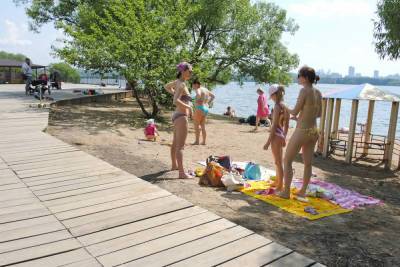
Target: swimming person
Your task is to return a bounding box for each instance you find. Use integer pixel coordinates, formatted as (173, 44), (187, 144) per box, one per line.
(254, 88), (270, 131)
(264, 85), (289, 192)
(164, 62), (193, 179)
(277, 66), (322, 201)
(192, 78), (215, 145)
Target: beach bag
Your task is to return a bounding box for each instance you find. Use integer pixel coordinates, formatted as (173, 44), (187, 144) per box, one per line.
(199, 161), (224, 187)
(243, 163), (269, 180)
(247, 115), (257, 126)
(221, 173), (244, 191)
(206, 155), (232, 170)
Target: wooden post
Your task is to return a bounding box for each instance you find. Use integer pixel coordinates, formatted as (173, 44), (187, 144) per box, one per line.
(317, 98), (327, 153)
(332, 99), (341, 139)
(322, 98), (335, 158)
(363, 100), (375, 155)
(384, 101), (399, 170)
(345, 100), (359, 163)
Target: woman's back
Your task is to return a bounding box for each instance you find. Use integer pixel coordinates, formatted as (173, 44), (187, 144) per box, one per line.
(297, 87), (322, 129)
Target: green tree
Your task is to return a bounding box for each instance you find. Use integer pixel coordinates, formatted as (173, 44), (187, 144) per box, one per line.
(374, 0), (400, 60)
(48, 62), (80, 83)
(16, 0), (299, 117)
(0, 51), (27, 61)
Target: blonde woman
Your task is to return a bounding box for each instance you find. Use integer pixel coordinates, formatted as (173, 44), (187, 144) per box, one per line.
(278, 66), (322, 201)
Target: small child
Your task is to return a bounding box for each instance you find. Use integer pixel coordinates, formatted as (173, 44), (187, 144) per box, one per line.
(263, 85), (289, 192)
(144, 119), (159, 141)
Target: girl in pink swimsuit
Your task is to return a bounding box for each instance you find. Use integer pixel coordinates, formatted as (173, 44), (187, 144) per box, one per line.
(264, 85), (289, 192)
(254, 88), (270, 131)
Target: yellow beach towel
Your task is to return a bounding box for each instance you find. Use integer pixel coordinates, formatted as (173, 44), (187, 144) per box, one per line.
(241, 181), (351, 220)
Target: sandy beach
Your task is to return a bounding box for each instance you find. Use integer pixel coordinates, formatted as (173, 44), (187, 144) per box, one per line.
(47, 98), (400, 266)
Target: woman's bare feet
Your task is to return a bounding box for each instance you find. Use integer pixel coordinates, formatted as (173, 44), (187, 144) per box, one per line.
(171, 166), (179, 171)
(275, 190), (290, 199)
(179, 172), (193, 179)
(201, 142), (206, 145)
(192, 142), (199, 145)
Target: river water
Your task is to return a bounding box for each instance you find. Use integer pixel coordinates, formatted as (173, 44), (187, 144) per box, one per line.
(208, 82), (400, 137)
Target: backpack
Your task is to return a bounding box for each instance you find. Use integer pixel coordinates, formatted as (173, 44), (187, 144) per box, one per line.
(199, 161), (225, 187)
(206, 155), (232, 171)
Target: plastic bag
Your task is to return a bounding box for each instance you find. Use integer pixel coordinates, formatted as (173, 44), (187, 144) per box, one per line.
(243, 163), (274, 180)
(221, 173), (244, 191)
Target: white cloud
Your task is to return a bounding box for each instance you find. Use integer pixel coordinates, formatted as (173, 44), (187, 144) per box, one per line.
(0, 19), (32, 46)
(287, 0), (374, 18)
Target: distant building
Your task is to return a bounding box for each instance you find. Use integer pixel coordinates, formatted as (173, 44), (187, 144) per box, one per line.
(374, 70), (379, 79)
(355, 73), (362, 77)
(348, 66), (355, 77)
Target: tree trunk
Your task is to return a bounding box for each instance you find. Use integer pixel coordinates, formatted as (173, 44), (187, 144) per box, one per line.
(146, 86), (160, 118)
(128, 80), (151, 118)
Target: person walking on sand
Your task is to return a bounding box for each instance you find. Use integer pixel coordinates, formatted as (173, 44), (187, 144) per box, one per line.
(192, 78), (215, 145)
(254, 88), (270, 131)
(164, 62), (193, 179)
(264, 85), (289, 192)
(277, 66), (322, 201)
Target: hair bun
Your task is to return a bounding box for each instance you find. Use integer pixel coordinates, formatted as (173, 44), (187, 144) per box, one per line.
(315, 75), (320, 83)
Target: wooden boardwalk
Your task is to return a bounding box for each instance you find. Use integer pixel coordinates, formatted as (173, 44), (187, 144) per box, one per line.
(0, 85), (323, 267)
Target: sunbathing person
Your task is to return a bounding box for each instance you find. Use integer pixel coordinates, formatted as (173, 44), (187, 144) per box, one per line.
(192, 79), (215, 145)
(264, 85), (289, 192)
(164, 62), (193, 179)
(277, 66), (322, 201)
(223, 106), (236, 117)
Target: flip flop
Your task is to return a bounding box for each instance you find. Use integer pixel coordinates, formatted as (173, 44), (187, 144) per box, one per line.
(294, 195), (309, 203)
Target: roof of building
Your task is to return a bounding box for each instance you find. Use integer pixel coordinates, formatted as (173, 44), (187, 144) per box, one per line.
(323, 83), (400, 102)
(0, 59), (46, 69)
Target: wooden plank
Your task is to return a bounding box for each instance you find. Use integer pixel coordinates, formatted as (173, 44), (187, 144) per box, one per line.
(345, 100), (359, 163)
(39, 179), (141, 201)
(97, 219), (236, 267)
(29, 171), (128, 190)
(87, 211), (220, 257)
(322, 98), (335, 157)
(7, 151), (87, 165)
(0, 215), (57, 234)
(61, 258), (102, 267)
(7, 248), (93, 267)
(11, 156), (98, 171)
(219, 242), (292, 267)
(0, 238), (82, 266)
(23, 167), (121, 184)
(33, 174), (133, 196)
(56, 190), (170, 221)
(78, 206), (207, 246)
(0, 188), (35, 202)
(332, 99), (341, 139)
(125, 226), (254, 267)
(0, 197), (38, 209)
(68, 196), (193, 237)
(43, 181), (146, 207)
(363, 100), (375, 155)
(266, 252), (315, 267)
(169, 234), (270, 267)
(385, 101), (399, 169)
(0, 207), (50, 224)
(0, 203), (45, 216)
(0, 230), (71, 254)
(0, 182), (25, 191)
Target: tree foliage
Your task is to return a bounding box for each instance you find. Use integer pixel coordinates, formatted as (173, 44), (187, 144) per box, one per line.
(374, 0), (400, 60)
(0, 50), (27, 61)
(16, 0), (299, 117)
(48, 62), (80, 83)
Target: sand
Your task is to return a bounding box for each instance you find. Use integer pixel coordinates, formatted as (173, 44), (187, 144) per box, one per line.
(47, 98), (400, 266)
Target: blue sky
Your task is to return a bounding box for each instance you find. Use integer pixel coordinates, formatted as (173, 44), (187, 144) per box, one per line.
(0, 0), (398, 76)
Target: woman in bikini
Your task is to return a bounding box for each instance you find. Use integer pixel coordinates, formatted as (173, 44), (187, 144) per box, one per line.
(264, 85), (289, 192)
(277, 66), (322, 200)
(164, 62), (193, 179)
(192, 79), (215, 145)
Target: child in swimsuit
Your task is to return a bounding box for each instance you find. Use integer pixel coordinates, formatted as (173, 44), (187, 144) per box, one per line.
(144, 119), (159, 141)
(263, 84), (289, 191)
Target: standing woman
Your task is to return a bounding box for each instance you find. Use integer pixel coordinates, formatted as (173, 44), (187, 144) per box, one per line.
(165, 62), (193, 179)
(192, 79), (215, 145)
(254, 88), (270, 131)
(277, 66), (322, 201)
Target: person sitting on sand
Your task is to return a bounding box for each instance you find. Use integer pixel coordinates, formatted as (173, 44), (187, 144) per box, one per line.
(192, 78), (215, 145)
(164, 62), (193, 179)
(277, 66), (322, 202)
(264, 84), (289, 192)
(254, 88), (270, 131)
(223, 106), (236, 117)
(144, 119), (159, 141)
